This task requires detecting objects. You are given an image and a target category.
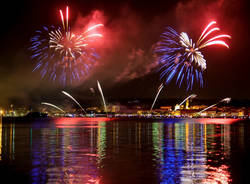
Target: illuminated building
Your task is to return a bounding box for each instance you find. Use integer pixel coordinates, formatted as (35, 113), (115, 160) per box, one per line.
(174, 104), (180, 111)
(238, 110), (244, 117)
(0, 109), (3, 117)
(174, 104), (185, 110)
(172, 110), (181, 116)
(15, 108), (30, 116)
(206, 110), (217, 117)
(110, 105), (121, 113)
(185, 99), (189, 109)
(191, 105), (207, 110)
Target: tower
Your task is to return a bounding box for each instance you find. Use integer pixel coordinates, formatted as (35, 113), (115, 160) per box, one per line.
(185, 99), (189, 109)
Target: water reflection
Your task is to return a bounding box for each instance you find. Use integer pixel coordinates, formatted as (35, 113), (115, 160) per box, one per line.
(0, 120), (2, 160)
(0, 120), (15, 161)
(31, 118), (106, 183)
(151, 119), (233, 183)
(0, 118), (246, 183)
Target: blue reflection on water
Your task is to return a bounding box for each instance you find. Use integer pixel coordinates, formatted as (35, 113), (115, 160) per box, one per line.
(30, 120), (102, 184)
(0, 118), (243, 184)
(152, 119), (233, 184)
(161, 135), (185, 183)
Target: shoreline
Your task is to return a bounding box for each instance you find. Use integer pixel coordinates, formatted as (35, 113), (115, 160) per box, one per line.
(1, 115), (247, 122)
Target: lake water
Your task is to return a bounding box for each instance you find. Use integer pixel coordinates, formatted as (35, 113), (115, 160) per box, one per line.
(0, 118), (249, 184)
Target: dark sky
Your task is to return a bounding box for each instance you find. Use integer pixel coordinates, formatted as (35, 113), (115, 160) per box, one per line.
(0, 0), (249, 108)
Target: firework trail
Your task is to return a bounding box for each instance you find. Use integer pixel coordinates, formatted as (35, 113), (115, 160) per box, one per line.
(97, 80), (108, 116)
(197, 97), (231, 114)
(179, 94), (197, 106)
(62, 90), (87, 114)
(150, 83), (164, 111)
(155, 21), (231, 90)
(175, 94), (197, 110)
(220, 97), (231, 103)
(41, 102), (65, 112)
(30, 6), (103, 85)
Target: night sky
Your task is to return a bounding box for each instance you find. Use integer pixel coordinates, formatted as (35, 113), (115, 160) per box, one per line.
(0, 0), (249, 108)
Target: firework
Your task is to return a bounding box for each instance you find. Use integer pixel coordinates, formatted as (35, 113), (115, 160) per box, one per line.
(179, 94), (197, 106)
(155, 21), (231, 90)
(30, 6), (103, 85)
(62, 90), (87, 114)
(175, 94), (197, 110)
(220, 97), (231, 103)
(41, 102), (65, 112)
(150, 83), (164, 111)
(97, 80), (108, 116)
(197, 97), (231, 115)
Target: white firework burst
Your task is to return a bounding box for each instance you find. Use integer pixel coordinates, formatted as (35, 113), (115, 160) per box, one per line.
(180, 32), (206, 70)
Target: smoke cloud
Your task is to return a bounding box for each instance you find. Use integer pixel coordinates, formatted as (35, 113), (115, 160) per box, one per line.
(115, 47), (157, 82)
(175, 0), (240, 32)
(0, 0), (248, 108)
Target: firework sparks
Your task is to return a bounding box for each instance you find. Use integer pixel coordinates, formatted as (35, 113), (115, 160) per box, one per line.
(220, 97), (231, 103)
(30, 6), (103, 85)
(84, 24), (104, 34)
(97, 80), (108, 116)
(197, 97), (231, 115)
(155, 21), (231, 90)
(62, 90), (87, 114)
(41, 102), (65, 112)
(150, 83), (164, 111)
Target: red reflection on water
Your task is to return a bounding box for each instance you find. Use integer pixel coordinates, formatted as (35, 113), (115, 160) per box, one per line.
(202, 165), (232, 184)
(207, 133), (231, 138)
(198, 118), (239, 125)
(56, 125), (102, 128)
(84, 153), (99, 157)
(54, 117), (115, 127)
(88, 178), (100, 184)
